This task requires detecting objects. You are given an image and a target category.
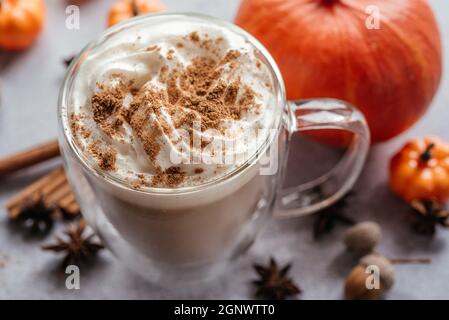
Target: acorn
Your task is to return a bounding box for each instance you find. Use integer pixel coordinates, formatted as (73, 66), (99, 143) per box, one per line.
(343, 221), (381, 254)
(344, 253), (395, 300)
(360, 254), (395, 290)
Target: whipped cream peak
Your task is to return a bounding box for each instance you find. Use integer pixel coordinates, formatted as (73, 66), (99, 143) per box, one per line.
(69, 20), (278, 188)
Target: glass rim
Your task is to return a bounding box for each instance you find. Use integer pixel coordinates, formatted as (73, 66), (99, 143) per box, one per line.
(58, 12), (286, 195)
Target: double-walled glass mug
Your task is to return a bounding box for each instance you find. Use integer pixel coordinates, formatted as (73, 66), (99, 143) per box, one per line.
(58, 13), (370, 285)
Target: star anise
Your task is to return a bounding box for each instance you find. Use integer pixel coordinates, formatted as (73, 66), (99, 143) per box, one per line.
(313, 191), (355, 239)
(253, 257), (301, 300)
(410, 199), (449, 235)
(42, 219), (104, 268)
(13, 197), (56, 234)
(58, 206), (81, 221)
(63, 55), (75, 68)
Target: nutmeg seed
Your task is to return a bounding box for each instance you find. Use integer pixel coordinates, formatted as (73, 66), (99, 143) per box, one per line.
(360, 253), (395, 290)
(343, 221), (381, 253)
(344, 264), (385, 300)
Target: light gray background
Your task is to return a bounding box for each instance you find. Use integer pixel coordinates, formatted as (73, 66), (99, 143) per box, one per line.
(1, 0), (449, 299)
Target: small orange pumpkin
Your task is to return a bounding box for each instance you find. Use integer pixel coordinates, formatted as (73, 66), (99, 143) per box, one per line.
(107, 0), (166, 27)
(0, 0), (46, 51)
(390, 136), (449, 204)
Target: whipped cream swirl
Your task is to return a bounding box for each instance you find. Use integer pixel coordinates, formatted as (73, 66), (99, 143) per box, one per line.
(70, 20), (278, 188)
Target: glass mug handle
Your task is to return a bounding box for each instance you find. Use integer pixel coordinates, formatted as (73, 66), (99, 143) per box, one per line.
(275, 98), (370, 218)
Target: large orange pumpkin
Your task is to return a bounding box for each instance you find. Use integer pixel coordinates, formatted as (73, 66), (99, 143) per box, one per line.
(0, 0), (46, 50)
(235, 0), (442, 143)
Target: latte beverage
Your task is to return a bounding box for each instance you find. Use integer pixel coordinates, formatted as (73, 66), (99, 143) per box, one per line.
(65, 17), (282, 280)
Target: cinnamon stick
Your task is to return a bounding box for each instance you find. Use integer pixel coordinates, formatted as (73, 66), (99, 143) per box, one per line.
(66, 201), (80, 215)
(6, 166), (81, 218)
(59, 193), (76, 208)
(40, 170), (67, 198)
(6, 167), (64, 218)
(0, 140), (60, 176)
(46, 183), (71, 205)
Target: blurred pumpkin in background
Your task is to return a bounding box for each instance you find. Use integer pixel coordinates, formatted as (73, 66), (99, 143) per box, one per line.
(0, 0), (46, 51)
(107, 0), (166, 27)
(235, 0), (442, 143)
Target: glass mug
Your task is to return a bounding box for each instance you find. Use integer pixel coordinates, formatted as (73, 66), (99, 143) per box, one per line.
(58, 13), (369, 285)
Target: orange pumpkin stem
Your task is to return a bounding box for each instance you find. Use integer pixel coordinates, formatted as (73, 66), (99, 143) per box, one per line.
(321, 0), (339, 5)
(131, 0), (139, 16)
(419, 143), (435, 163)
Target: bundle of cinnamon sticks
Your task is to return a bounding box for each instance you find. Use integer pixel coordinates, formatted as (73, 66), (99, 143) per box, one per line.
(1, 140), (80, 218)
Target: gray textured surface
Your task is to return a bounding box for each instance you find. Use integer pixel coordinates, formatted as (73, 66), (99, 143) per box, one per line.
(1, 0), (449, 299)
